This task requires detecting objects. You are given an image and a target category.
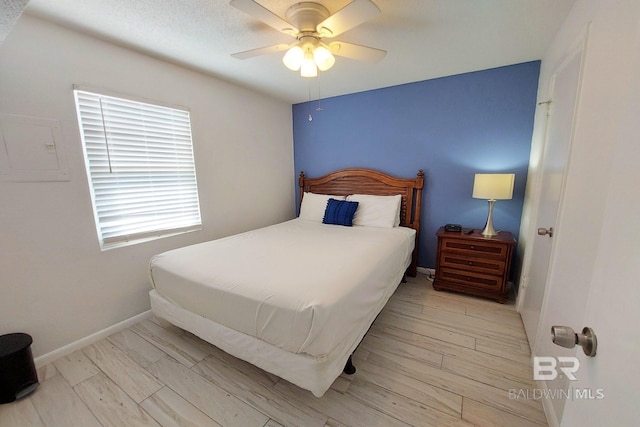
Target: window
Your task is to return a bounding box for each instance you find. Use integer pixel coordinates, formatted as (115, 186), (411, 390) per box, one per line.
(74, 89), (202, 249)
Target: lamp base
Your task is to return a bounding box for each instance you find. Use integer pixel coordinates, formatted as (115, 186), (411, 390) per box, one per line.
(482, 199), (498, 237)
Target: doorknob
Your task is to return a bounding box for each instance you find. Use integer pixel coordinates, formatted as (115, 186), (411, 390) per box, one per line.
(551, 326), (597, 357)
(537, 227), (554, 237)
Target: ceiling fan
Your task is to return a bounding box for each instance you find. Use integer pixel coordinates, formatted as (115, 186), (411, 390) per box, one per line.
(230, 0), (386, 77)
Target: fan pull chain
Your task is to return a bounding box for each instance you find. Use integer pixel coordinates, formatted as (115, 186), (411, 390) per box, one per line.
(316, 73), (323, 112)
(307, 77), (325, 121)
(308, 82), (313, 121)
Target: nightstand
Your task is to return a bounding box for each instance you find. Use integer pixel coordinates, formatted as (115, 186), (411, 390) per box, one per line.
(433, 227), (516, 303)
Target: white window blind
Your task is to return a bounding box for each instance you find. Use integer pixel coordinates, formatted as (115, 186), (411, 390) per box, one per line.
(74, 89), (202, 249)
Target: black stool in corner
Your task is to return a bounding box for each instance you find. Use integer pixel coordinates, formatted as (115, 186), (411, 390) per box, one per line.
(0, 333), (39, 403)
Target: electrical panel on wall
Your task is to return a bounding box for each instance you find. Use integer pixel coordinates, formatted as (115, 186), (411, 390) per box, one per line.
(0, 114), (69, 182)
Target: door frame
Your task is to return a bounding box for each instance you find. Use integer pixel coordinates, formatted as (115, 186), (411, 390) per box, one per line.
(516, 26), (590, 343)
(519, 25), (591, 427)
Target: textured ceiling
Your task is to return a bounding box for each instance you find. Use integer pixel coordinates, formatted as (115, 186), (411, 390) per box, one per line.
(24, 0), (576, 104)
(0, 0), (29, 45)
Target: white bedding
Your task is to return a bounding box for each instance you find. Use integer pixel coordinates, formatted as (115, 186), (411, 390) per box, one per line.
(149, 219), (415, 358)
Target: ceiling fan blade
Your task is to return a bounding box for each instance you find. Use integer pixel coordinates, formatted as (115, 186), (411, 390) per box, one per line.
(230, 0), (298, 35)
(231, 44), (290, 60)
(316, 0), (381, 38)
(328, 41), (386, 62)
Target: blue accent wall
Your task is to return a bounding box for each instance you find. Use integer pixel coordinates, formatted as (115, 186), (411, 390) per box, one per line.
(293, 61), (540, 268)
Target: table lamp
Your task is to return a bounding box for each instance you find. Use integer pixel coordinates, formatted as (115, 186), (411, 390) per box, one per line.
(472, 173), (515, 237)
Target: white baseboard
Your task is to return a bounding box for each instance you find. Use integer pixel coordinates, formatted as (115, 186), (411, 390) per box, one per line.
(416, 267), (435, 277)
(34, 310), (152, 368)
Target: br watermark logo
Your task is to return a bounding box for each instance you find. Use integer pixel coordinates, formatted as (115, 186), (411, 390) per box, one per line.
(508, 356), (604, 400)
(533, 356), (579, 380)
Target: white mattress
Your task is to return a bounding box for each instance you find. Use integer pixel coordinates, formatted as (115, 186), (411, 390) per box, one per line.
(149, 219), (415, 357)
(149, 289), (357, 397)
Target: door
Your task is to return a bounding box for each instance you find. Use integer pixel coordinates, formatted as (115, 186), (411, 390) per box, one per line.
(543, 2), (640, 423)
(559, 86), (640, 425)
(519, 40), (585, 347)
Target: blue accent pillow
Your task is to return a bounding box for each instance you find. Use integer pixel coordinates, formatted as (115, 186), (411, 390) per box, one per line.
(323, 198), (359, 226)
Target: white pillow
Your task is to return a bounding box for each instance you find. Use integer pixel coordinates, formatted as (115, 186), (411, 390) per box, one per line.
(346, 194), (402, 228)
(299, 192), (346, 222)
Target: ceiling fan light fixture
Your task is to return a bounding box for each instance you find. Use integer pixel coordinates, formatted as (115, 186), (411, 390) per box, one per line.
(282, 45), (304, 71)
(313, 44), (335, 71)
(300, 49), (318, 77)
(231, 0), (386, 78)
(283, 42), (333, 77)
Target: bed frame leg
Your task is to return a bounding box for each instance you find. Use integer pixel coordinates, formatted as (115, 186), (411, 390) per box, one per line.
(343, 355), (356, 375)
(401, 273), (407, 283)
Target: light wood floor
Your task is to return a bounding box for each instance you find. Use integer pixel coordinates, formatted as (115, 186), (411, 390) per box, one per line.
(0, 274), (546, 426)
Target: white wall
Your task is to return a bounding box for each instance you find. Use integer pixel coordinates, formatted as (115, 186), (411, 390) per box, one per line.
(0, 15), (294, 358)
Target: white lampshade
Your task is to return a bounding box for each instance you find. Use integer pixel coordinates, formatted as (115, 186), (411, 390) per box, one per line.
(313, 44), (335, 71)
(472, 174), (515, 200)
(282, 45), (304, 71)
(472, 173), (515, 236)
(300, 50), (318, 77)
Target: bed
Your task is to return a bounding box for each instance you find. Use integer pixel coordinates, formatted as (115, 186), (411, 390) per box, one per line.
(149, 168), (424, 397)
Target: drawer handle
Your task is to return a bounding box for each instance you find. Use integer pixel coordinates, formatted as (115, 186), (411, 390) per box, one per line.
(468, 261), (473, 265)
(469, 245), (475, 249)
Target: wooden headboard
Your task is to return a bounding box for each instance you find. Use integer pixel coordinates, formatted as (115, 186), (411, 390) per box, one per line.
(298, 168), (425, 276)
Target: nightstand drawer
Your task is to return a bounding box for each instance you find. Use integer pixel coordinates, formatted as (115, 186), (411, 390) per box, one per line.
(438, 267), (502, 291)
(440, 239), (509, 258)
(439, 253), (505, 275)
